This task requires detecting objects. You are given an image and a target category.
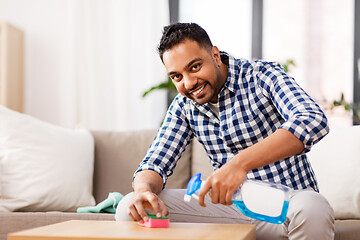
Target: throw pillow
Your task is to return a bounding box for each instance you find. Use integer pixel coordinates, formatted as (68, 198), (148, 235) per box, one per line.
(0, 106), (95, 212)
(308, 125), (360, 219)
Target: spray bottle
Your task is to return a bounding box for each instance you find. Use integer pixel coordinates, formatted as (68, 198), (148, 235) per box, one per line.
(184, 173), (291, 224)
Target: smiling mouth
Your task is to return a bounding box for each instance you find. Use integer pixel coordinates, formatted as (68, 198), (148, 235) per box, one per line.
(191, 84), (205, 96)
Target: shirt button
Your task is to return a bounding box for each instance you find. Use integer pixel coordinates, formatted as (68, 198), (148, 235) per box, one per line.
(232, 149), (237, 154)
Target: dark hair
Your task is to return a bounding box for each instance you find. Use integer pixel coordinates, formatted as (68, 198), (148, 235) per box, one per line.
(158, 22), (213, 61)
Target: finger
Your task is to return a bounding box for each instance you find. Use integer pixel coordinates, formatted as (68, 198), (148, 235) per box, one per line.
(219, 189), (227, 205)
(157, 199), (169, 217)
(225, 190), (234, 205)
(134, 201), (149, 222)
(210, 186), (220, 204)
(198, 181), (211, 207)
(128, 204), (142, 222)
(146, 194), (162, 217)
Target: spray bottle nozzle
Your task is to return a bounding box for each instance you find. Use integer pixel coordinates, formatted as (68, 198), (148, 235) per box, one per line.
(184, 173), (202, 202)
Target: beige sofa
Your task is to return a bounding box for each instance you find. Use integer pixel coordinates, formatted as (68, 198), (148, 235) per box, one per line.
(1, 129), (359, 240)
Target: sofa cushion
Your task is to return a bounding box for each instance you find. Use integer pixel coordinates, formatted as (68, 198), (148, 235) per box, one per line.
(191, 137), (213, 179)
(308, 125), (360, 219)
(0, 106), (95, 212)
(92, 129), (191, 202)
(334, 220), (360, 240)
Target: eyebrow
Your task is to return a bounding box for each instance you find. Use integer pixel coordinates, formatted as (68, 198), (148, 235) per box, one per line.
(168, 58), (203, 76)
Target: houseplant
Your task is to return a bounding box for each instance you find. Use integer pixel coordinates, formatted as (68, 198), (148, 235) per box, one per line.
(329, 93), (360, 125)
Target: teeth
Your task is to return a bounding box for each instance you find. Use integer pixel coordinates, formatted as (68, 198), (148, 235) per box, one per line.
(193, 85), (204, 95)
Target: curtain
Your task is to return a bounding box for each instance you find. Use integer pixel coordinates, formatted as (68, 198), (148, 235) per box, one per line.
(0, 0), (169, 131)
(59, 0), (169, 131)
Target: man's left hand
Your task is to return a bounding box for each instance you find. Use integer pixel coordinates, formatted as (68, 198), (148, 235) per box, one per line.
(198, 158), (247, 206)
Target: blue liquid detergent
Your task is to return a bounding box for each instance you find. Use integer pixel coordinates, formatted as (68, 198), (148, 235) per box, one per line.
(184, 173), (291, 224)
(232, 200), (289, 224)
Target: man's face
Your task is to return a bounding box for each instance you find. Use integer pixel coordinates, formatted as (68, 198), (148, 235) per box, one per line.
(162, 39), (227, 104)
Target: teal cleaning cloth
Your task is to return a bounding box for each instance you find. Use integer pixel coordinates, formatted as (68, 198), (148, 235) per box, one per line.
(77, 192), (123, 214)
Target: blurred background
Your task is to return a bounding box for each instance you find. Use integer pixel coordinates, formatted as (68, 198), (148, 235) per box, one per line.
(0, 0), (358, 131)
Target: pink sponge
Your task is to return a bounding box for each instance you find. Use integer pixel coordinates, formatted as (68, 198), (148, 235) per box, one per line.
(138, 215), (170, 228)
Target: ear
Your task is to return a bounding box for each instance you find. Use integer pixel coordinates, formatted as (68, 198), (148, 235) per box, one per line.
(211, 46), (222, 66)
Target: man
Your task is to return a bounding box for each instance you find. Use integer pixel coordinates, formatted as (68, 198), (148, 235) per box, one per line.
(116, 23), (335, 239)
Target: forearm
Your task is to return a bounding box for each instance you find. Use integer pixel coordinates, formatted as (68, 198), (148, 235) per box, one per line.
(133, 170), (164, 194)
(198, 129), (304, 206)
(234, 128), (304, 172)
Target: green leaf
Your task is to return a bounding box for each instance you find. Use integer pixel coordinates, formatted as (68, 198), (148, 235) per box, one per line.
(340, 93), (345, 103)
(333, 100), (341, 106)
(281, 59), (295, 73)
(142, 78), (177, 98)
(344, 104), (351, 111)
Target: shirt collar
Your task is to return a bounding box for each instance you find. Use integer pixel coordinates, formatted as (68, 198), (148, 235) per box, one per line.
(221, 51), (239, 95)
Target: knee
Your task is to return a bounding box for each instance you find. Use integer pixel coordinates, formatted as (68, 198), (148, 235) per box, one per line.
(289, 190), (334, 221)
(288, 190), (335, 238)
(115, 192), (134, 221)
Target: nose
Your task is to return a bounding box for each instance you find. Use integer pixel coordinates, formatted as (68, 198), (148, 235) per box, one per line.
(184, 75), (197, 90)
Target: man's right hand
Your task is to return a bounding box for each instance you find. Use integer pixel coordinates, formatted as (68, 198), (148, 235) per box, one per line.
(130, 170), (169, 223)
(128, 190), (168, 223)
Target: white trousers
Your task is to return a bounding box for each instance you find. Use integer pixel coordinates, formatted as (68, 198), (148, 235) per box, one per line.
(115, 189), (335, 240)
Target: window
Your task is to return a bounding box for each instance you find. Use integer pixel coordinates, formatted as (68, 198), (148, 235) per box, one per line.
(179, 0), (253, 59)
(179, 0), (355, 127)
(263, 0), (354, 127)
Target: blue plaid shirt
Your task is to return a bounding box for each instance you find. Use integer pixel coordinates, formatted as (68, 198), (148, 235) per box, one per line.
(135, 52), (329, 191)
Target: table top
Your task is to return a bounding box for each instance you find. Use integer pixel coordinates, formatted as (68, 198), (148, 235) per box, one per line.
(8, 220), (256, 240)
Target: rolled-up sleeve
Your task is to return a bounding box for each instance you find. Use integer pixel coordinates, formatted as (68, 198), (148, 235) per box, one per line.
(256, 62), (329, 152)
(133, 95), (193, 188)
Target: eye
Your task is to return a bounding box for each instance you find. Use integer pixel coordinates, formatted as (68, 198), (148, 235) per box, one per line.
(191, 63), (201, 71)
(170, 74), (182, 81)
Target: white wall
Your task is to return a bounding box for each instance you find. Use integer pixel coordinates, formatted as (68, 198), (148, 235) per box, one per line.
(0, 0), (169, 131)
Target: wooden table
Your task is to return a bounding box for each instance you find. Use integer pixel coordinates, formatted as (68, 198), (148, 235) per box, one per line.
(8, 220), (256, 240)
